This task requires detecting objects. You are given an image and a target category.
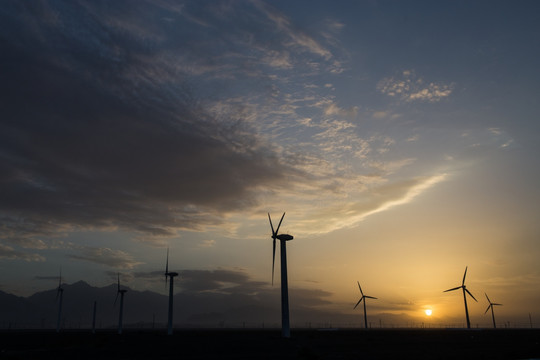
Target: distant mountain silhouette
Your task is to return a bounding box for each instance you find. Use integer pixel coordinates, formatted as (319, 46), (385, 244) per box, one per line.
(0, 282), (422, 330)
(1, 281), (168, 329)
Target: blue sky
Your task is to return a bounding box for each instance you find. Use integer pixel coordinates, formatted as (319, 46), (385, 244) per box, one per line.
(1, 0), (539, 327)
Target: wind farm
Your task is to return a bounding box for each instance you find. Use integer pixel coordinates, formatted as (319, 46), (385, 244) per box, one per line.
(0, 236), (538, 359)
(1, 0), (540, 358)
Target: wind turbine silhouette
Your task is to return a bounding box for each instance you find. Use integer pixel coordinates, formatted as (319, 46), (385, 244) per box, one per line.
(114, 273), (127, 334)
(444, 266), (477, 328)
(268, 212), (294, 338)
(484, 293), (502, 329)
(353, 281), (377, 329)
(55, 268), (64, 333)
(164, 247), (178, 335)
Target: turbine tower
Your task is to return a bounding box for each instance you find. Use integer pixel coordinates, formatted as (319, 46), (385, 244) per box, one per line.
(55, 268), (64, 333)
(484, 293), (502, 329)
(268, 212), (294, 338)
(353, 281), (377, 329)
(444, 266), (477, 328)
(114, 273), (127, 335)
(164, 247), (178, 335)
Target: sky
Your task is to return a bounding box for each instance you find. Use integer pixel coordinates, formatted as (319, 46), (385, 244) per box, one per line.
(1, 0), (540, 328)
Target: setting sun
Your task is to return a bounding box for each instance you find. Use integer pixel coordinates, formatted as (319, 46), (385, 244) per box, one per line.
(425, 309), (432, 316)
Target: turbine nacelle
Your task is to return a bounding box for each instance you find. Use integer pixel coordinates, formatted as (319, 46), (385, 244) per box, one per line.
(276, 234), (293, 241)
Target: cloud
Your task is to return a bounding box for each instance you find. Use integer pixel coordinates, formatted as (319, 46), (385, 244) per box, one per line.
(252, 0), (333, 61)
(68, 246), (143, 269)
(0, 1), (304, 244)
(293, 173), (448, 235)
(378, 70), (454, 102)
(0, 244), (45, 262)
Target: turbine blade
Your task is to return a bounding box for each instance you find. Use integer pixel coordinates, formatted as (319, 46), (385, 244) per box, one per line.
(268, 213), (275, 236)
(357, 281), (364, 296)
(353, 298), (363, 309)
(462, 266), (468, 286)
(365, 296), (377, 299)
(272, 238), (276, 286)
(465, 288), (477, 302)
(275, 212), (285, 235)
(485, 305), (491, 314)
(493, 303), (503, 306)
(444, 286), (462, 292)
(485, 292), (491, 303)
(114, 292), (119, 306)
(117, 273), (120, 291)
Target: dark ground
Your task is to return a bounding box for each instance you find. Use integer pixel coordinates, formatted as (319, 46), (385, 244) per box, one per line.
(1, 328), (539, 359)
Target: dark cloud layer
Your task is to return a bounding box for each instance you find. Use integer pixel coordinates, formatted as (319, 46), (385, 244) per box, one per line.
(0, 1), (296, 246)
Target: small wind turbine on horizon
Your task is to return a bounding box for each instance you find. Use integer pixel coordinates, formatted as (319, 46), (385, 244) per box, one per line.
(268, 212), (294, 338)
(114, 273), (127, 335)
(484, 293), (502, 329)
(444, 266), (477, 329)
(55, 268), (64, 333)
(353, 281), (377, 329)
(164, 247), (178, 336)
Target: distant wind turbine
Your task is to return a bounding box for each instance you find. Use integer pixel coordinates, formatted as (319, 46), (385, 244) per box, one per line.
(353, 281), (377, 329)
(55, 268), (64, 333)
(484, 293), (502, 329)
(92, 301), (97, 334)
(268, 212), (294, 338)
(444, 266), (477, 328)
(164, 247), (178, 336)
(114, 273), (127, 335)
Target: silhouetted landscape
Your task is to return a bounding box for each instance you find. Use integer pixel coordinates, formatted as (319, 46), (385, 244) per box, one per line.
(1, 328), (539, 359)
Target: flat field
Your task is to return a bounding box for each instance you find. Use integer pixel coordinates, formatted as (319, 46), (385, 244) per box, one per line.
(1, 328), (539, 359)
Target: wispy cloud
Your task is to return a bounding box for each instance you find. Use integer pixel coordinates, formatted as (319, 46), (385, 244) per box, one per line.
(0, 244), (45, 262)
(68, 246), (143, 269)
(378, 70), (454, 102)
(293, 173), (448, 235)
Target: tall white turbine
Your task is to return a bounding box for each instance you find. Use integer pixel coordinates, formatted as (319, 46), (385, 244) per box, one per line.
(444, 266), (477, 328)
(353, 281), (377, 329)
(164, 248), (178, 335)
(114, 273), (127, 335)
(268, 212), (294, 338)
(55, 268), (64, 333)
(484, 293), (502, 329)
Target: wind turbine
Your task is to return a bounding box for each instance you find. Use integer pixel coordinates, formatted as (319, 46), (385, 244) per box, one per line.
(444, 266), (477, 328)
(164, 247), (178, 335)
(55, 268), (64, 333)
(353, 281), (377, 329)
(268, 212), (294, 338)
(114, 273), (127, 335)
(484, 293), (502, 329)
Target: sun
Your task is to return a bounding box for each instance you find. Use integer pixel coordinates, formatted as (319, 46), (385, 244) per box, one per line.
(425, 309), (432, 316)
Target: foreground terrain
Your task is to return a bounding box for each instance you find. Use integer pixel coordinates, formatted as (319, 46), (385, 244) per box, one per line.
(1, 328), (539, 359)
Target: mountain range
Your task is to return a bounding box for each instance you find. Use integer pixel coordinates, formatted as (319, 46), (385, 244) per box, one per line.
(0, 281), (421, 330)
